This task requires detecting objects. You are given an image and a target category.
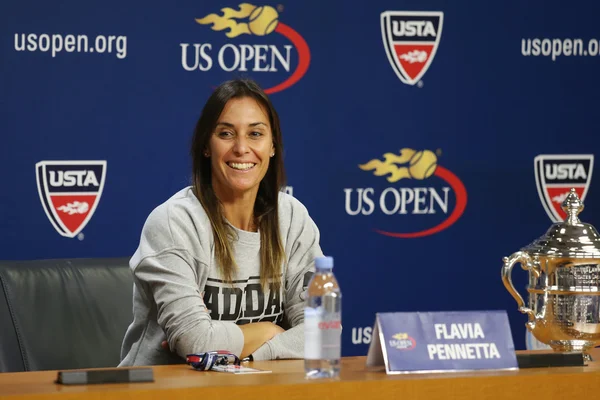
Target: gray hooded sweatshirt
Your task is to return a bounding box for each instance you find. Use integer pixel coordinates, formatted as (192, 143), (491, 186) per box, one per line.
(119, 187), (322, 366)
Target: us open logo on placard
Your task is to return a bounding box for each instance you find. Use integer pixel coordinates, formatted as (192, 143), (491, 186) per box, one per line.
(36, 161), (106, 238)
(534, 154), (594, 222)
(181, 3), (311, 94)
(381, 11), (443, 85)
(389, 332), (416, 351)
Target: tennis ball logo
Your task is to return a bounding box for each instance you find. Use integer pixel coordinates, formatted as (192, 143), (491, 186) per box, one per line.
(195, 4), (280, 38)
(191, 3), (312, 94)
(248, 6), (279, 36)
(359, 148), (438, 182)
(408, 150), (437, 179)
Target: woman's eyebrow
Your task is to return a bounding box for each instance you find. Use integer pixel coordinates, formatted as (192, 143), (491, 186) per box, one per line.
(249, 122), (268, 127)
(216, 122), (267, 127)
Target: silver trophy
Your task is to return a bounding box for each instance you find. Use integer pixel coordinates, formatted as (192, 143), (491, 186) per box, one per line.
(502, 188), (600, 353)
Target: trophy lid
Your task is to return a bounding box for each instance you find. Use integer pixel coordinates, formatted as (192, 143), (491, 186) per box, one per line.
(522, 188), (600, 258)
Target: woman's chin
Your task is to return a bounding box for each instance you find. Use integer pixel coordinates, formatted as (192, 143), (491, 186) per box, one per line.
(224, 181), (260, 196)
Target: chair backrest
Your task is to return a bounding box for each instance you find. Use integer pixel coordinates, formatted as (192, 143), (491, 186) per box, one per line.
(0, 258), (133, 372)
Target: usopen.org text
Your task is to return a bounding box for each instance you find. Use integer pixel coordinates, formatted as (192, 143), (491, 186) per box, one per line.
(14, 33), (127, 59)
(522, 37), (600, 61)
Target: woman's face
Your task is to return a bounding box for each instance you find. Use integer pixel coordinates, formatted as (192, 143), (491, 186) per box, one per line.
(208, 96), (274, 199)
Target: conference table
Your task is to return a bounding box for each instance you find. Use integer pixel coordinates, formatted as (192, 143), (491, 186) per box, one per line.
(2, 350), (600, 400)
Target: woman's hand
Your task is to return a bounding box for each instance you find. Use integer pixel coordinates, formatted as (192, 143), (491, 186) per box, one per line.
(238, 322), (284, 359)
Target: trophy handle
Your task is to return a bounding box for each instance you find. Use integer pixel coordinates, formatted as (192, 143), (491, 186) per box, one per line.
(502, 251), (536, 320)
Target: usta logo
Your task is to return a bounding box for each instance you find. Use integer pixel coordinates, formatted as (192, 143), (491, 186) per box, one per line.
(381, 11), (444, 85)
(36, 161), (107, 238)
(48, 170), (100, 187)
(393, 20), (437, 37)
(534, 154), (593, 222)
(545, 164), (587, 180)
(344, 148), (467, 238)
(181, 3), (311, 94)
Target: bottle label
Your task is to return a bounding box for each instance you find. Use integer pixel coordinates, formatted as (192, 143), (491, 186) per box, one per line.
(304, 307), (342, 360)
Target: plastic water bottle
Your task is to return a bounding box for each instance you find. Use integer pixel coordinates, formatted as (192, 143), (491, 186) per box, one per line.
(304, 256), (342, 379)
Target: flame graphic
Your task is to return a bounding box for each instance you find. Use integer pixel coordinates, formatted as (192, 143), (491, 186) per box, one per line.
(57, 201), (89, 215)
(392, 333), (408, 340)
(399, 50), (428, 64)
(196, 3), (280, 38)
(552, 191), (569, 204)
(359, 148), (438, 182)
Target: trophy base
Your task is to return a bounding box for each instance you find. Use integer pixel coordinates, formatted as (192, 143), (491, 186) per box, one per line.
(548, 340), (595, 361)
(548, 339), (595, 354)
(517, 351), (586, 368)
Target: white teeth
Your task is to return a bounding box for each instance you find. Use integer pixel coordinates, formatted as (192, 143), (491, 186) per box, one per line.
(228, 162), (255, 170)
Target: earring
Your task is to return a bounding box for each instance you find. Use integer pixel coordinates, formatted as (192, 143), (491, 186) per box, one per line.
(270, 152), (275, 157)
(204, 151), (210, 157)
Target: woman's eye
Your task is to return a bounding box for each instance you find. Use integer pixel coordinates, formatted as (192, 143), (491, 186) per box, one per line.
(218, 131), (233, 138)
(250, 131), (263, 137)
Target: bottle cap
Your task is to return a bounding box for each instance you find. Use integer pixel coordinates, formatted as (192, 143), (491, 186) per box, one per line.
(315, 256), (333, 270)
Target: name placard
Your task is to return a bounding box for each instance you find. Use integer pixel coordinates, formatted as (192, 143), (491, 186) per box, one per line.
(366, 311), (517, 374)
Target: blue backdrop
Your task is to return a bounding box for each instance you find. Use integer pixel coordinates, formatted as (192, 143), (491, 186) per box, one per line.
(2, 0), (599, 356)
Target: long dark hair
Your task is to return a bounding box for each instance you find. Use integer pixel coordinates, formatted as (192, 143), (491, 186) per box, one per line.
(191, 79), (286, 291)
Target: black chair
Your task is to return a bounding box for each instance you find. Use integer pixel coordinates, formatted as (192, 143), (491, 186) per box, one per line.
(0, 258), (133, 372)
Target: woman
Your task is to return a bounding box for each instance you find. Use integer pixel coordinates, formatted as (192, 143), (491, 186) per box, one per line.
(119, 79), (323, 366)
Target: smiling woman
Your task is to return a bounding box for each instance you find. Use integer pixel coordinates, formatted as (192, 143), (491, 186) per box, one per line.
(208, 98), (276, 230)
(119, 79), (323, 367)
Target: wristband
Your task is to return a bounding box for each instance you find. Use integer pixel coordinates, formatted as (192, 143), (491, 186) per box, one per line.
(186, 351), (240, 371)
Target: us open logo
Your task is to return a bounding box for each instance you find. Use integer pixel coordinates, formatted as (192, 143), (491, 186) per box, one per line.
(35, 161), (106, 238)
(181, 3), (311, 94)
(381, 11), (444, 86)
(344, 148), (467, 238)
(389, 332), (416, 351)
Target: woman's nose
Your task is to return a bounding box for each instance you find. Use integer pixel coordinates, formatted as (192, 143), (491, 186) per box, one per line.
(232, 136), (249, 155)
